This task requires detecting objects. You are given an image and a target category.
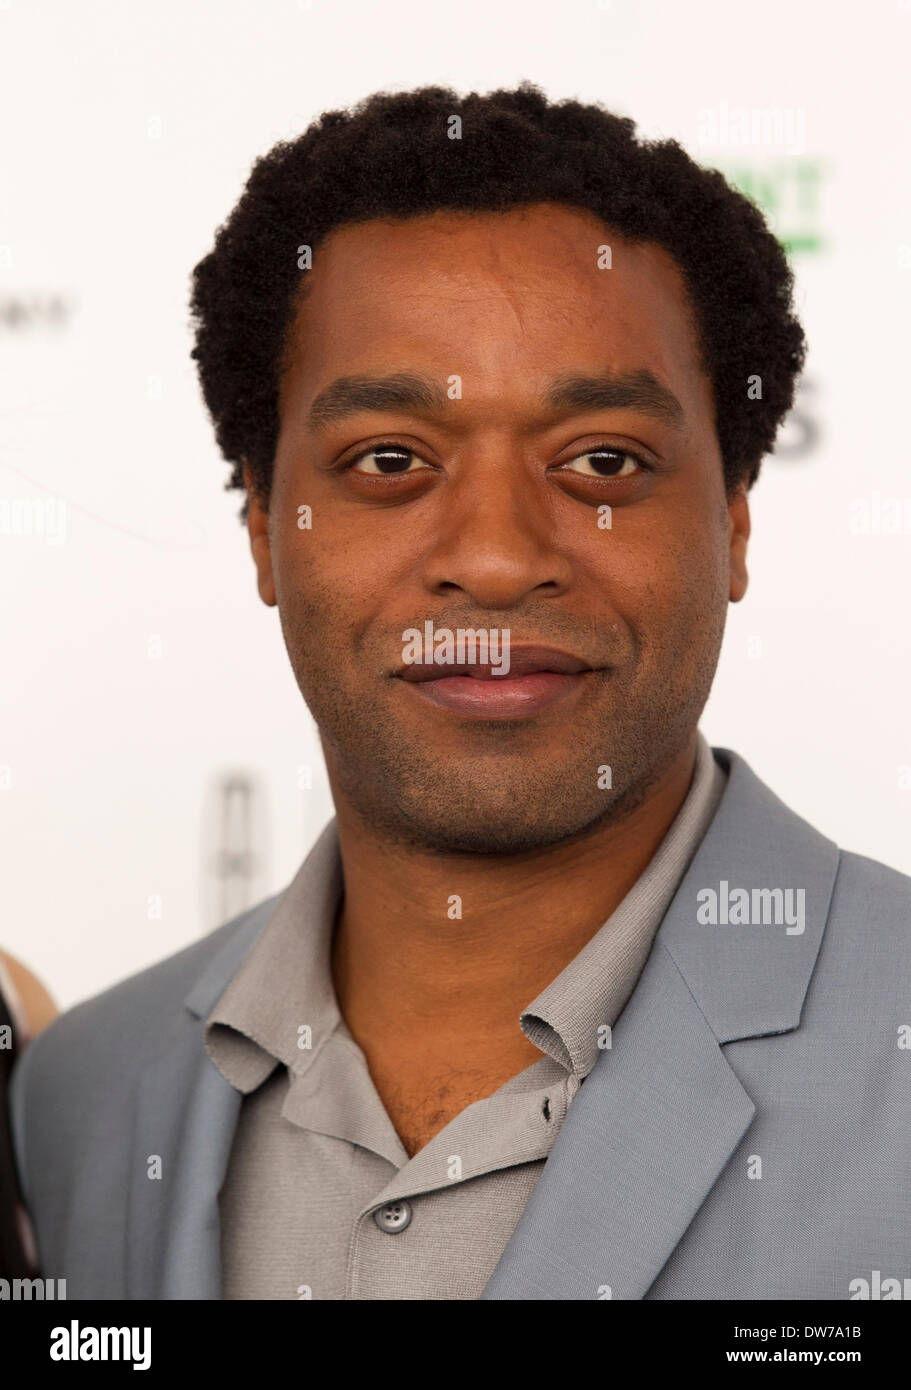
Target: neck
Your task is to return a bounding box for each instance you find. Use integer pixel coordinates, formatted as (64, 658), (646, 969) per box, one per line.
(330, 734), (699, 1069)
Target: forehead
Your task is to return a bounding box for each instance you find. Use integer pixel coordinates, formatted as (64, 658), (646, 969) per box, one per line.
(281, 202), (709, 416)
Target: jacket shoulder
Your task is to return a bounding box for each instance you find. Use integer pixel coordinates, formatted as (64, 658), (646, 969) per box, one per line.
(832, 847), (911, 911)
(826, 847), (911, 950)
(10, 892), (279, 1116)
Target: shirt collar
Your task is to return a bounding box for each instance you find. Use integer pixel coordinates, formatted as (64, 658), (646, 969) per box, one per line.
(519, 731), (726, 1077)
(205, 818), (344, 1093)
(206, 731), (726, 1092)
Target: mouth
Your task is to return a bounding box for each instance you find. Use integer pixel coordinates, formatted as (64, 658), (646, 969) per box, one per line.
(394, 645), (601, 719)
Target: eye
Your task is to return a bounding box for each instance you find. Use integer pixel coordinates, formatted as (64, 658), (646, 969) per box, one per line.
(348, 444), (433, 476)
(558, 447), (645, 479)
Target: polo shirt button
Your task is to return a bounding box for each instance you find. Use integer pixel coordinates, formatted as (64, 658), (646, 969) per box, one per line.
(373, 1200), (413, 1233)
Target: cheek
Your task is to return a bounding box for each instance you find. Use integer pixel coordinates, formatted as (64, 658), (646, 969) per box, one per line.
(287, 490), (431, 604)
(583, 512), (727, 647)
(272, 509), (398, 651)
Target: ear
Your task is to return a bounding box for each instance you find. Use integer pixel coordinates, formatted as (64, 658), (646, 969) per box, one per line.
(243, 463), (276, 607)
(728, 483), (750, 603)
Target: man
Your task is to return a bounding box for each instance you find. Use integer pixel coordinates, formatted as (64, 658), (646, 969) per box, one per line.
(10, 83), (910, 1301)
(0, 950), (56, 1281)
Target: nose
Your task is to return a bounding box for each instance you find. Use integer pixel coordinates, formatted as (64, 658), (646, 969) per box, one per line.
(419, 452), (573, 610)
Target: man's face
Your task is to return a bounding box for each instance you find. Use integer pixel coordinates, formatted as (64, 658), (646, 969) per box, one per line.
(248, 202), (749, 854)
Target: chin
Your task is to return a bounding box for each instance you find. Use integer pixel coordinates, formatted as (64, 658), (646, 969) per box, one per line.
(384, 799), (615, 857)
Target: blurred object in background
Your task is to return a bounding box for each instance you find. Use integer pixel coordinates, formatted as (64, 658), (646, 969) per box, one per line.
(200, 770), (270, 932)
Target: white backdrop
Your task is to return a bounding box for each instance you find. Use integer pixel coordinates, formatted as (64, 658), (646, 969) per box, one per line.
(2, 0), (909, 1009)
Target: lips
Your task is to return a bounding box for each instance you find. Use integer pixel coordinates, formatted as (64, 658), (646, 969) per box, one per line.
(397, 645), (593, 682)
(395, 645), (600, 719)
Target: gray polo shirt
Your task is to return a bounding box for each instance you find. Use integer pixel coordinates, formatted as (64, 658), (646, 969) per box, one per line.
(206, 732), (726, 1300)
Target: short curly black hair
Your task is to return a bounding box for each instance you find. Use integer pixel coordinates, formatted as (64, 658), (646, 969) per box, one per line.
(190, 81), (806, 517)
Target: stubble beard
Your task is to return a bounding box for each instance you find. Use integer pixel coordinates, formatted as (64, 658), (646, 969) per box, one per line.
(281, 614), (721, 857)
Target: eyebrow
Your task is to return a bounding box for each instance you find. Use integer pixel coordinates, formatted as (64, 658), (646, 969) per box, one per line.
(306, 369), (686, 431)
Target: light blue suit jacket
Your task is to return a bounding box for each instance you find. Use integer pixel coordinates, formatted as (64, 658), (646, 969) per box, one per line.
(10, 748), (911, 1299)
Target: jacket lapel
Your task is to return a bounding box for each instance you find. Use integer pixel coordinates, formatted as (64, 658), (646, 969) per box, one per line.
(123, 749), (841, 1301)
(484, 938), (756, 1299)
(125, 902), (276, 1299)
(481, 747), (841, 1299)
